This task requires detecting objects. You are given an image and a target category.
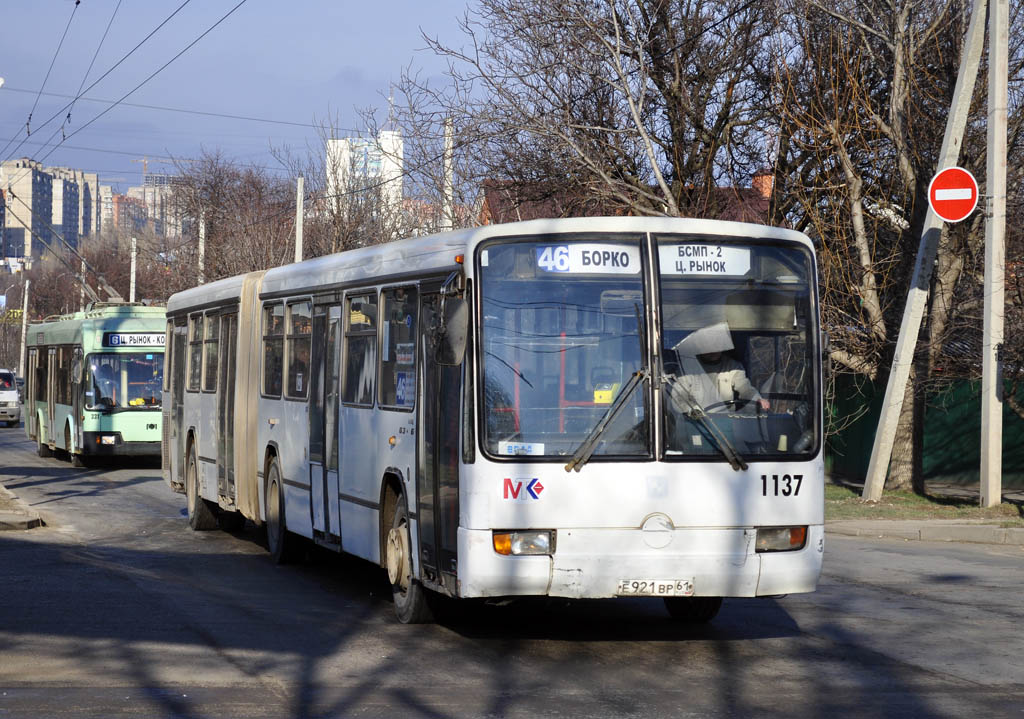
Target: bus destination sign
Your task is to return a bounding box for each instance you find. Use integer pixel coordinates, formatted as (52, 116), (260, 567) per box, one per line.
(102, 332), (166, 347)
(659, 244), (751, 276)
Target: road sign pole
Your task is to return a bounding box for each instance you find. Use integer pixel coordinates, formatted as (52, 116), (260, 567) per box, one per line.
(862, 0), (988, 501)
(981, 0), (1008, 508)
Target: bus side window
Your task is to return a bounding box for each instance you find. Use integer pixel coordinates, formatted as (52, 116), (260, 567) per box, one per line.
(163, 321), (173, 392)
(286, 300), (312, 399)
(343, 293), (376, 406)
(262, 303), (285, 397)
(379, 286), (417, 409)
(187, 315), (203, 392)
(202, 313), (220, 392)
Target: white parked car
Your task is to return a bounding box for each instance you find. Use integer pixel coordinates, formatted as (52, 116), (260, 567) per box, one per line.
(0, 368), (21, 427)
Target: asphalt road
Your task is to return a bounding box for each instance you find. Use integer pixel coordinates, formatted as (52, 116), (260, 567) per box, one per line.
(1, 426), (1023, 718)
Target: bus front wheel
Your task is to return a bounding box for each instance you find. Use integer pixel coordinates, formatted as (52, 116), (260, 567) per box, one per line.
(186, 449), (218, 531)
(664, 596), (723, 623)
(66, 424), (85, 468)
(385, 498), (433, 624)
(36, 427), (52, 458)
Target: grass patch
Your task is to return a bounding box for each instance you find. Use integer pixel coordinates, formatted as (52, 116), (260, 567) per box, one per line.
(825, 484), (1024, 525)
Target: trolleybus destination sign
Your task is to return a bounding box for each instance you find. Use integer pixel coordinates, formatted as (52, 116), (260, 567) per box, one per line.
(102, 332), (166, 347)
(928, 166), (979, 223)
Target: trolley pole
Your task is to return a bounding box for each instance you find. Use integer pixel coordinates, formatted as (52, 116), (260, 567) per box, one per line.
(981, 0), (1008, 507)
(295, 176), (304, 263)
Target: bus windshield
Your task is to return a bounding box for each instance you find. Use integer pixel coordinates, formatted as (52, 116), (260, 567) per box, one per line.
(658, 236), (817, 459)
(479, 237), (649, 458)
(478, 234), (818, 462)
(86, 352), (163, 410)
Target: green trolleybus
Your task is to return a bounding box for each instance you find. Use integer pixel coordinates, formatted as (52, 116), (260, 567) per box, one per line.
(25, 303), (165, 464)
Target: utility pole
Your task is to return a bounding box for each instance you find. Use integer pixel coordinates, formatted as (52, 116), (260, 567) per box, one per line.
(294, 176), (304, 263)
(79, 258), (85, 311)
(981, 0), (1008, 507)
(198, 211), (205, 285)
(441, 117), (454, 232)
(862, 0), (987, 501)
(18, 279), (29, 378)
(129, 237), (137, 303)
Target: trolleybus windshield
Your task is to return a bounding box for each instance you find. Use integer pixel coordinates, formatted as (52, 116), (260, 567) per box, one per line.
(86, 352), (163, 410)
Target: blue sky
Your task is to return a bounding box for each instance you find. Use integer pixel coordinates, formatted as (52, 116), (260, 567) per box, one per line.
(0, 0), (469, 190)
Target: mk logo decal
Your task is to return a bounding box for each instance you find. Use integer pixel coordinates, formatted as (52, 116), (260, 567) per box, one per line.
(503, 477), (545, 501)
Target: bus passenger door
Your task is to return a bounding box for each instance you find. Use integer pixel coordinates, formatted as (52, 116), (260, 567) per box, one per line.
(309, 302), (341, 543)
(26, 349), (37, 439)
(217, 312), (238, 503)
(417, 293), (461, 591)
(71, 348), (83, 450)
(46, 348), (56, 440)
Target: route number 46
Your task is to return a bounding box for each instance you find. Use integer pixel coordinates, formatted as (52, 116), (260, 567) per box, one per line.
(537, 245), (570, 272)
(762, 474), (803, 497)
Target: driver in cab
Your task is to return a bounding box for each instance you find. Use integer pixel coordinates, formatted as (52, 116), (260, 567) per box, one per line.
(669, 322), (769, 415)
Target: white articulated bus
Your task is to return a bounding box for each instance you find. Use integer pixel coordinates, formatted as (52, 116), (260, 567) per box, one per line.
(163, 217), (824, 623)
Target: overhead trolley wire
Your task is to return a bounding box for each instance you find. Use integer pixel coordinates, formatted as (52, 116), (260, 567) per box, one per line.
(0, 0), (82, 161)
(2, 0), (195, 167)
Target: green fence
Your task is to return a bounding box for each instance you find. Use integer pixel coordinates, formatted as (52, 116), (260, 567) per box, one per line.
(826, 374), (1024, 488)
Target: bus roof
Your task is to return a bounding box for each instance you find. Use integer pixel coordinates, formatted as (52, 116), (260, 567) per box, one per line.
(26, 303), (166, 349)
(167, 217), (812, 310)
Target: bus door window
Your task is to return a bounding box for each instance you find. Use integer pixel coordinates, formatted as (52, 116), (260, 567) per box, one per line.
(326, 306), (341, 472)
(187, 314), (203, 392)
(286, 301), (312, 399)
(261, 303), (285, 397)
(202, 313), (220, 393)
(379, 286), (418, 409)
(342, 293), (376, 406)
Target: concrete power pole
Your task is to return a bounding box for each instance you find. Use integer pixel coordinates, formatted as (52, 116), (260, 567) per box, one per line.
(295, 176), (304, 263)
(18, 279), (29, 378)
(198, 211), (205, 285)
(441, 117), (454, 232)
(862, 0), (988, 501)
(981, 0), (1008, 507)
(129, 237), (137, 303)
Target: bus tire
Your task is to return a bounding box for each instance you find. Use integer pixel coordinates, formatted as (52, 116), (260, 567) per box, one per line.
(37, 427), (52, 458)
(664, 596), (723, 623)
(386, 498), (434, 624)
(265, 460), (298, 564)
(186, 449), (218, 531)
(65, 424), (85, 468)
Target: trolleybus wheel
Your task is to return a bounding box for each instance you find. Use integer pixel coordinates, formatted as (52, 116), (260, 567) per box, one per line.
(186, 449), (218, 531)
(386, 498), (433, 624)
(65, 424), (85, 468)
(265, 461), (297, 563)
(664, 596), (723, 623)
(37, 427), (52, 458)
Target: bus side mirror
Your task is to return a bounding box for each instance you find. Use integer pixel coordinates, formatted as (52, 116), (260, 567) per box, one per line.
(438, 298), (468, 366)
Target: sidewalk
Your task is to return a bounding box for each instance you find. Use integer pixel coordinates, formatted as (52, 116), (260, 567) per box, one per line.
(0, 482), (42, 531)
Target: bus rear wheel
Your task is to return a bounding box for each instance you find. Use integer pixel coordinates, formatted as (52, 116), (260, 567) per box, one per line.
(386, 498), (433, 624)
(186, 449), (218, 531)
(664, 596), (723, 623)
(265, 461), (298, 564)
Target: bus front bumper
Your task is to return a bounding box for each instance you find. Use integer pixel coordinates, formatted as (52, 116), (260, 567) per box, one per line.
(82, 432), (161, 457)
(456, 525), (824, 599)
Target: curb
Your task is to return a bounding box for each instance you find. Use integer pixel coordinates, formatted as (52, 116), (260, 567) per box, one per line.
(826, 522), (1024, 547)
(0, 485), (42, 531)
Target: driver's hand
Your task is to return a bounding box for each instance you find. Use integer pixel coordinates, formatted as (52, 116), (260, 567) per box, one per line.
(757, 398), (770, 411)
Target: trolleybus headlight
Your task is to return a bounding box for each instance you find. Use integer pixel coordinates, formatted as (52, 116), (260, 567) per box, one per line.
(493, 530), (554, 556)
(755, 526), (807, 553)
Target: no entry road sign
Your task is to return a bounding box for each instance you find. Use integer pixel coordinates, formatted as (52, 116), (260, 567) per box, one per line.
(928, 166), (979, 223)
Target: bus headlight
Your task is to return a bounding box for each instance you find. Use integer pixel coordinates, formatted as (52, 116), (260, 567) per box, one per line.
(493, 530), (554, 556)
(755, 526), (807, 553)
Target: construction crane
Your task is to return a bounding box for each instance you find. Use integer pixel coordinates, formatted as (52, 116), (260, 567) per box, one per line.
(131, 157), (148, 184)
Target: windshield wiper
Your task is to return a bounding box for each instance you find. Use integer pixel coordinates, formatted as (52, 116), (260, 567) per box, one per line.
(564, 367), (648, 473)
(664, 374), (748, 472)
